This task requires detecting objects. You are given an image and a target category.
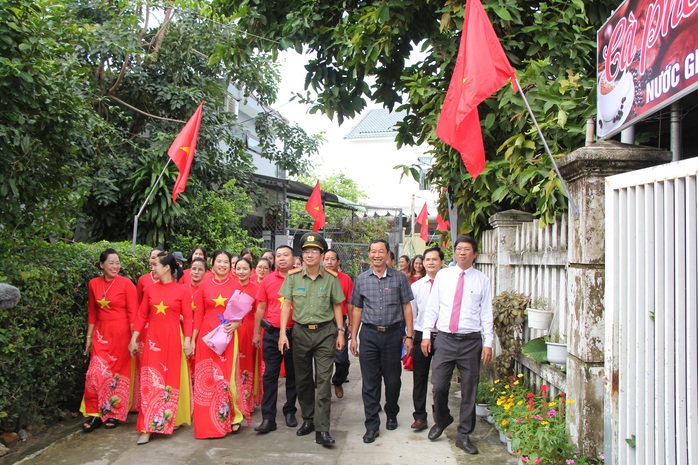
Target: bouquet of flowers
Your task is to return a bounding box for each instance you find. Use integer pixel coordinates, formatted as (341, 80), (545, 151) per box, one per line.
(202, 290), (255, 355)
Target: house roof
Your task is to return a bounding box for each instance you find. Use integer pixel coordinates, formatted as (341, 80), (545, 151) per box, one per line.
(252, 173), (365, 211)
(344, 109), (406, 139)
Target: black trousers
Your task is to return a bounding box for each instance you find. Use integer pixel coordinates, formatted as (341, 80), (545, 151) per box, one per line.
(359, 325), (403, 431)
(332, 316), (350, 386)
(431, 332), (482, 441)
(412, 330), (434, 420)
(260, 328), (297, 421)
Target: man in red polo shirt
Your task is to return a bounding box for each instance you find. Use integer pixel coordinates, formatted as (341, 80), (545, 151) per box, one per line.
(323, 248), (354, 399)
(252, 245), (298, 433)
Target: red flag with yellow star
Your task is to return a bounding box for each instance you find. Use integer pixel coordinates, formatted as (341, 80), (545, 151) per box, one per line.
(416, 202), (429, 242)
(168, 101), (204, 202)
(305, 181), (325, 232)
(436, 0), (516, 179)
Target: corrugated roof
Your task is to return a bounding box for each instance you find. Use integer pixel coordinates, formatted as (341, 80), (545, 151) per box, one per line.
(344, 109), (406, 139)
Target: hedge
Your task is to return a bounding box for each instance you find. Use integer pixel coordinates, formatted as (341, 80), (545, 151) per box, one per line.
(0, 239), (151, 431)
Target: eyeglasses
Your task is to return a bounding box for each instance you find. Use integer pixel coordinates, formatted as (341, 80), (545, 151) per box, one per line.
(302, 249), (321, 255)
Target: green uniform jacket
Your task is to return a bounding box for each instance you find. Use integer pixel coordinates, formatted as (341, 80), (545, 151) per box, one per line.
(279, 266), (345, 324)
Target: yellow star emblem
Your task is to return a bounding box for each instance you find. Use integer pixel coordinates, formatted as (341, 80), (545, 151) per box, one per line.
(97, 298), (110, 309)
(154, 301), (169, 315)
(191, 301), (197, 311)
(213, 294), (228, 307)
(278, 296), (285, 306)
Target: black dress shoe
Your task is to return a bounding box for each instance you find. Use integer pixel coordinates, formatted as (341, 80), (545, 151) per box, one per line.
(386, 417), (398, 430)
(427, 418), (453, 441)
(296, 421), (315, 436)
(315, 431), (335, 447)
(363, 429), (379, 443)
(285, 412), (298, 428)
(455, 436), (479, 454)
(254, 419), (277, 433)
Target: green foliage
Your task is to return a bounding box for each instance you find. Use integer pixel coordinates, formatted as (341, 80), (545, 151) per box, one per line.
(0, 0), (104, 238)
(0, 238), (150, 429)
(1, 0), (320, 244)
(214, 0), (616, 235)
(256, 113), (323, 178)
(521, 337), (548, 362)
(288, 172), (367, 231)
(169, 180), (258, 254)
(492, 291), (529, 378)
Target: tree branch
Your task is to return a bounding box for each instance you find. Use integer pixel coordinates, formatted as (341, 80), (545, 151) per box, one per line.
(106, 95), (186, 123)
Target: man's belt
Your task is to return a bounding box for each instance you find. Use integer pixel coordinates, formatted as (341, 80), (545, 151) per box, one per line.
(262, 320), (292, 334)
(362, 322), (401, 333)
(439, 331), (481, 340)
(296, 320), (334, 330)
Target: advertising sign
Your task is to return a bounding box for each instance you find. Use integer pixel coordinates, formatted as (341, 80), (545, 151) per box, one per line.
(597, 0), (698, 138)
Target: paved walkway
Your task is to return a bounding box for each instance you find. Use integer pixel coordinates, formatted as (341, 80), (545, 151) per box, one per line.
(3, 359), (516, 465)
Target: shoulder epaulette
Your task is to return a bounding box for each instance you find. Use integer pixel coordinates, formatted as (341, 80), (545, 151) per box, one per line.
(287, 268), (302, 275)
(325, 268), (338, 278)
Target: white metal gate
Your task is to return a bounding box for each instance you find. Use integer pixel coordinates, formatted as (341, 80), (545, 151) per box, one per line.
(605, 158), (698, 464)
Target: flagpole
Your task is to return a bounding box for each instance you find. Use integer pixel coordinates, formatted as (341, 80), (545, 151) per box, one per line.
(514, 77), (579, 216)
(132, 158), (172, 253)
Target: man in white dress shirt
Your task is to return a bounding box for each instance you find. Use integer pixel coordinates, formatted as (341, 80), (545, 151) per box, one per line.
(421, 235), (493, 455)
(409, 247), (444, 432)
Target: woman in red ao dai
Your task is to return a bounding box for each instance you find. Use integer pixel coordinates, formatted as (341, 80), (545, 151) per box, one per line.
(192, 250), (246, 438)
(81, 249), (138, 432)
(129, 252), (193, 445)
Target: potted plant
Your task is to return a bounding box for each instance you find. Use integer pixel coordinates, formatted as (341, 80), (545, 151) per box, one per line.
(527, 297), (553, 330)
(544, 332), (568, 366)
(492, 291), (529, 378)
(475, 380), (491, 417)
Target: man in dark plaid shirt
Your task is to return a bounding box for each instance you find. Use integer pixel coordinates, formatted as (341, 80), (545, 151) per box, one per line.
(349, 239), (414, 444)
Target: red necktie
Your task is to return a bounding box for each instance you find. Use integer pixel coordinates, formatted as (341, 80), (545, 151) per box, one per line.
(449, 271), (465, 333)
(429, 279), (436, 328)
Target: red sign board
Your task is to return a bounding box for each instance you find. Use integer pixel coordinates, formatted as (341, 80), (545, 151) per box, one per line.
(597, 0), (698, 138)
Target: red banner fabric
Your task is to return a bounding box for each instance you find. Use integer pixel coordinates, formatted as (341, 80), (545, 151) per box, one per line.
(168, 102), (204, 203)
(436, 0), (516, 179)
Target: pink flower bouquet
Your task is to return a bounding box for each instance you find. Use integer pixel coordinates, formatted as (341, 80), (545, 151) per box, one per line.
(202, 290), (255, 355)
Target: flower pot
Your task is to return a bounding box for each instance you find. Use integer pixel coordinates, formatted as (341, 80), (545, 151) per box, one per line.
(506, 437), (515, 455)
(486, 411), (495, 424)
(546, 341), (568, 365)
(475, 403), (489, 417)
(499, 430), (507, 444)
(527, 308), (553, 329)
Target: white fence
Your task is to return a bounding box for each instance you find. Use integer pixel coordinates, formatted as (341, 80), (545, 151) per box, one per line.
(605, 157), (698, 465)
(478, 213), (568, 395)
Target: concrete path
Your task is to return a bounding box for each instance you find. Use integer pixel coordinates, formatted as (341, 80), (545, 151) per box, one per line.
(3, 360), (516, 465)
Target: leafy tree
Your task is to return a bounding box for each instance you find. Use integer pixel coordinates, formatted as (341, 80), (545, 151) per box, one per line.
(168, 179), (258, 254)
(72, 0), (318, 246)
(1, 0), (321, 246)
(0, 0), (106, 237)
(287, 172), (366, 229)
(213, 0), (616, 235)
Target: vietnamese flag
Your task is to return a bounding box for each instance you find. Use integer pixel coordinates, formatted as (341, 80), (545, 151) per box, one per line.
(305, 181), (325, 232)
(436, 0), (516, 179)
(168, 101), (204, 202)
(436, 212), (451, 248)
(436, 213), (450, 232)
(416, 202), (429, 242)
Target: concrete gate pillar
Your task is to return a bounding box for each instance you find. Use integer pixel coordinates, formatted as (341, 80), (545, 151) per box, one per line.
(488, 209), (533, 295)
(557, 140), (671, 455)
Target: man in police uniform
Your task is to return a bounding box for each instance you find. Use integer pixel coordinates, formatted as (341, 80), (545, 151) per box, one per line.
(278, 232), (345, 447)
